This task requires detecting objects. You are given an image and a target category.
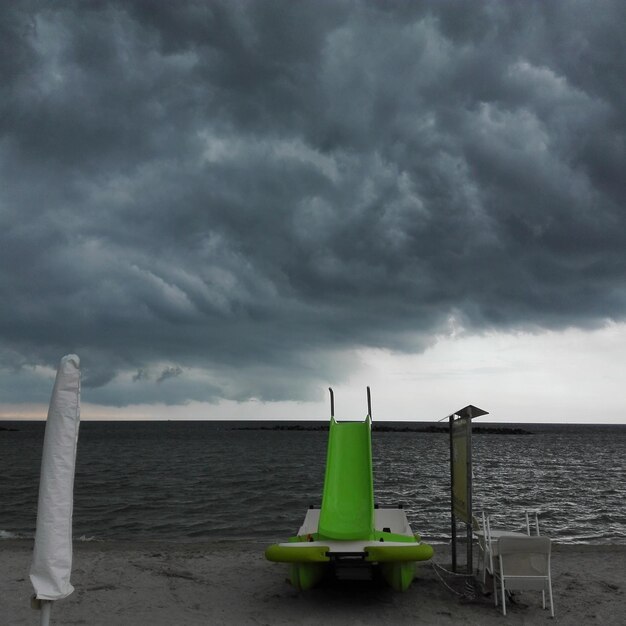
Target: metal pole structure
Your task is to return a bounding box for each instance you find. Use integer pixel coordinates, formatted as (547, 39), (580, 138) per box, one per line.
(449, 414), (457, 572)
(329, 387), (334, 418)
(443, 404), (488, 575)
(366, 386), (372, 419)
(40, 600), (52, 626)
(466, 412), (473, 574)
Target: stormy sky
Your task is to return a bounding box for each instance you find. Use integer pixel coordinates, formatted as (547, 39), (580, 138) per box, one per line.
(2, 1), (626, 421)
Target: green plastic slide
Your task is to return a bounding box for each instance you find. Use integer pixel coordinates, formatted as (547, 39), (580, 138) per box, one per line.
(265, 387), (434, 592)
(318, 415), (375, 541)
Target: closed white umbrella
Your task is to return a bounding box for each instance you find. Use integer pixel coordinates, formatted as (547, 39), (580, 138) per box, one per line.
(30, 355), (81, 626)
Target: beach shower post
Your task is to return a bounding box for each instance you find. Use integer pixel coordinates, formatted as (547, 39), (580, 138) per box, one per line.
(444, 404), (488, 573)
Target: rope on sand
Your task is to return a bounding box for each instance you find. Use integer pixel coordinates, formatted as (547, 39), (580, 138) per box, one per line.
(430, 562), (479, 600)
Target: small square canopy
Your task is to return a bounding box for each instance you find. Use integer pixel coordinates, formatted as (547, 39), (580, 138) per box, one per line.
(440, 405), (489, 421)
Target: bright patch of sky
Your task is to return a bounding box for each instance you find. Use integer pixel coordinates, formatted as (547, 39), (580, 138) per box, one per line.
(5, 324), (624, 423)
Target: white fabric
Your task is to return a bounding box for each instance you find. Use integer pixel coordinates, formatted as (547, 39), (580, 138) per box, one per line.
(30, 355), (81, 601)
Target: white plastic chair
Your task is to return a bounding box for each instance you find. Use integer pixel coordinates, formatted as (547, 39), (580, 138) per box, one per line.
(494, 536), (554, 617)
(485, 514), (497, 587)
(489, 509), (540, 537)
(525, 510), (541, 536)
(477, 510), (542, 589)
(472, 512), (490, 583)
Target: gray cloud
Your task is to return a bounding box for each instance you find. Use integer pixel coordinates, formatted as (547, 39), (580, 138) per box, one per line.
(1, 1), (626, 406)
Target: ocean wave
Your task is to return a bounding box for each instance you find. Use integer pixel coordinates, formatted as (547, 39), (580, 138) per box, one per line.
(0, 530), (22, 539)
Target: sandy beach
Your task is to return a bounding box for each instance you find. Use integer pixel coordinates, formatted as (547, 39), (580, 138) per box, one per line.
(2, 540), (625, 625)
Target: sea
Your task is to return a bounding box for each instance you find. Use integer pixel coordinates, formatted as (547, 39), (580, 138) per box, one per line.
(1, 421), (625, 545)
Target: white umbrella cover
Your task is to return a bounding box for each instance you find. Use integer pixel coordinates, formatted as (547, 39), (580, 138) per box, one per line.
(30, 354), (81, 602)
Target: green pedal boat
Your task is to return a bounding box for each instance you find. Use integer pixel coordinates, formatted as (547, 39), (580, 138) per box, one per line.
(265, 387), (433, 591)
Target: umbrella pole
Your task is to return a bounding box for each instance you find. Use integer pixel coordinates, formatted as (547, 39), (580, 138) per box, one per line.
(40, 600), (52, 626)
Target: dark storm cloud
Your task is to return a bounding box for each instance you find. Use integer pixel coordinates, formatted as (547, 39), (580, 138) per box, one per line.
(156, 366), (183, 384)
(2, 1), (626, 406)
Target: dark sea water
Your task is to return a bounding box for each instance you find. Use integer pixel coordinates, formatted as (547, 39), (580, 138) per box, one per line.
(1, 421), (624, 545)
